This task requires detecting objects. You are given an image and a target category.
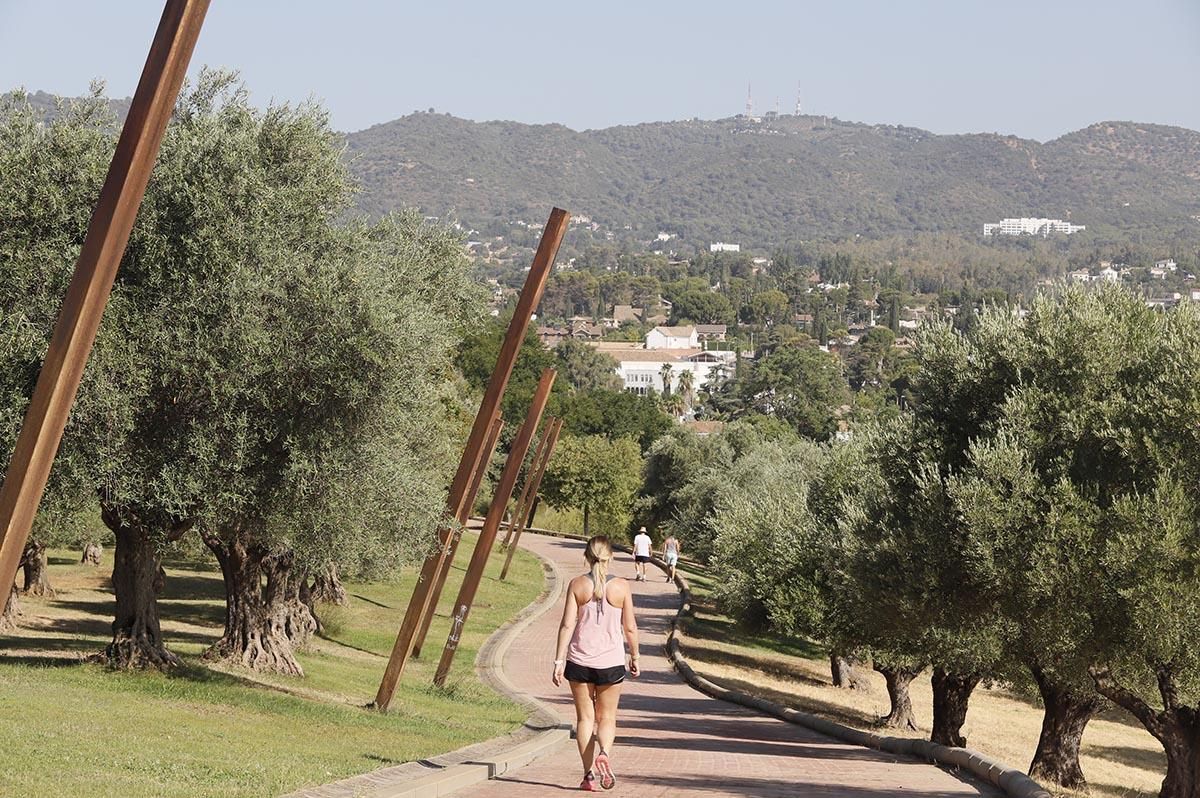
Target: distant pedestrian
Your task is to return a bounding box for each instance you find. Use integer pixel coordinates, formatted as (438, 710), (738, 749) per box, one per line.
(552, 535), (641, 791)
(662, 534), (680, 582)
(632, 527), (652, 582)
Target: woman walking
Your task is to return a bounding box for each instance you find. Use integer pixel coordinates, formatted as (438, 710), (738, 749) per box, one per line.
(661, 534), (680, 583)
(552, 535), (640, 791)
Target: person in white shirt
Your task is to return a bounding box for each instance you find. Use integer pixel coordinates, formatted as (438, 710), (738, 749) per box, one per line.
(632, 527), (653, 582)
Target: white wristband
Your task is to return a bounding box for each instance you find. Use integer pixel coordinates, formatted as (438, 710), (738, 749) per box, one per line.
(553, 659), (565, 666)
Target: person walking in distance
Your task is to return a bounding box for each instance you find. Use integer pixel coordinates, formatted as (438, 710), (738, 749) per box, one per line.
(662, 533), (680, 583)
(632, 526), (652, 582)
(552, 536), (640, 791)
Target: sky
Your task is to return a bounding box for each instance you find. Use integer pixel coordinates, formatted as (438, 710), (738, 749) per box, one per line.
(1, 0), (1198, 141)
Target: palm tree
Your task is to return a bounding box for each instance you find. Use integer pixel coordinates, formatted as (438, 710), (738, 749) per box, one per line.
(676, 369), (695, 414)
(659, 362), (674, 396)
(663, 392), (685, 419)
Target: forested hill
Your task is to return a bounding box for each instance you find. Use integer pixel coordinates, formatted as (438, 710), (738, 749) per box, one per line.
(345, 112), (1200, 245)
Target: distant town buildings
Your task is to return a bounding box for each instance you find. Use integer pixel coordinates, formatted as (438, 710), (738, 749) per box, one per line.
(983, 218), (1086, 237)
(710, 242), (741, 253)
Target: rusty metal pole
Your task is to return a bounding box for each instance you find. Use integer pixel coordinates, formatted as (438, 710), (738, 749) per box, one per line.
(374, 209), (569, 711)
(0, 0), (210, 607)
(432, 369), (557, 686)
(500, 417), (563, 581)
(463, 418), (505, 522)
(501, 415), (559, 551)
(410, 416), (506, 657)
(500, 418), (554, 550)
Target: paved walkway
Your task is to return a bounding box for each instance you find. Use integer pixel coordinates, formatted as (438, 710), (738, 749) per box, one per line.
(456, 534), (998, 797)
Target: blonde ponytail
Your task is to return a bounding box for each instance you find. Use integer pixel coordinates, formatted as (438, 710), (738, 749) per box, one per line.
(584, 535), (613, 602)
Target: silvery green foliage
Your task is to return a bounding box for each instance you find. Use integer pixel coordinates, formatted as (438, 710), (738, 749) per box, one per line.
(0, 86), (127, 546)
(0, 71), (482, 572)
(707, 439), (828, 636)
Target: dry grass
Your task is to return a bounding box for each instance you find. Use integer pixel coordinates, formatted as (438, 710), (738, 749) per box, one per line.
(677, 564), (1164, 798)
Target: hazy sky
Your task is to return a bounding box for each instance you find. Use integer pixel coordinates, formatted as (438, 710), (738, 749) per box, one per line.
(2, 1), (1198, 141)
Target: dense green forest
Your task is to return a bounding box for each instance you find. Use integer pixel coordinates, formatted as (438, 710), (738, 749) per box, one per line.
(345, 111), (1200, 249)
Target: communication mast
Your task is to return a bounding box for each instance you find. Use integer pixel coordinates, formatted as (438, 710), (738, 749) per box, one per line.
(794, 81), (802, 116)
(746, 82), (753, 117)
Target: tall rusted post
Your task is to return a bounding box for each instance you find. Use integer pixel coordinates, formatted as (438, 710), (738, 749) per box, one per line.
(0, 0), (210, 609)
(463, 418), (505, 521)
(374, 209), (569, 711)
(433, 369), (557, 686)
(502, 415), (559, 550)
(411, 416), (506, 657)
(500, 418), (554, 549)
(500, 417), (563, 581)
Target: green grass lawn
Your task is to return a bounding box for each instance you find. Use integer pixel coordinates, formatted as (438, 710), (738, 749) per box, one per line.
(0, 535), (545, 798)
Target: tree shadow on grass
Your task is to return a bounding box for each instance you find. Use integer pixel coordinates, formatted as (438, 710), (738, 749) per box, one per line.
(1085, 742), (1166, 774)
(692, 669), (884, 730)
(684, 644), (829, 688)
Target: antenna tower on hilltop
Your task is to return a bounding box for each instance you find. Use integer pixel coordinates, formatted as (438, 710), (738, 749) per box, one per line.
(794, 81), (802, 116)
(746, 82), (753, 116)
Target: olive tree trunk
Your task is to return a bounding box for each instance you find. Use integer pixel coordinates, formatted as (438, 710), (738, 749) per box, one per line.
(1, 584), (19, 632)
(875, 662), (921, 730)
(310, 562), (348, 606)
(1028, 663), (1103, 789)
(1092, 666), (1200, 798)
(81, 542), (102, 566)
(103, 507), (184, 670)
(203, 531), (316, 676)
(830, 652), (867, 689)
(931, 667), (981, 747)
(20, 539), (54, 597)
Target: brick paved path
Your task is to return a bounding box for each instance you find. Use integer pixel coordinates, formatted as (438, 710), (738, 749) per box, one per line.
(456, 533), (998, 797)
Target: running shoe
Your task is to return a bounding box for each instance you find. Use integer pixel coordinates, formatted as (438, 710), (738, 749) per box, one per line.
(594, 751), (616, 790)
(579, 772), (598, 791)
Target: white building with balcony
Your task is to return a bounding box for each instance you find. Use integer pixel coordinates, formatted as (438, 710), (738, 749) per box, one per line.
(983, 218), (1086, 237)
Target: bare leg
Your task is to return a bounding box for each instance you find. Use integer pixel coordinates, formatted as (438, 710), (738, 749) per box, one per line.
(593, 681), (624, 757)
(570, 681), (597, 774)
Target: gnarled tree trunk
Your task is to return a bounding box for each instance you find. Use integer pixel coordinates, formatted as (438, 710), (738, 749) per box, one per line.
(203, 531), (316, 676)
(1028, 663), (1103, 789)
(310, 561), (347, 606)
(81, 542), (102, 566)
(830, 651), (867, 689)
(1, 584), (19, 632)
(103, 506), (183, 670)
(1092, 665), (1200, 798)
(20, 539), (54, 597)
(931, 667), (981, 747)
(875, 661), (921, 730)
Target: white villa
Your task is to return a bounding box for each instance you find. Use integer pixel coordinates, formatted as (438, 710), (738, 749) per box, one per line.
(590, 326), (738, 398)
(646, 325), (699, 349)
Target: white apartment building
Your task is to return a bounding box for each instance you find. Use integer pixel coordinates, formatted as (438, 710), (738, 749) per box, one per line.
(983, 218), (1086, 237)
(590, 341), (736, 398)
(710, 242), (741, 253)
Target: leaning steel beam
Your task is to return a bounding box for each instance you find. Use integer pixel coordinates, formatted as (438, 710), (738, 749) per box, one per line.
(500, 418), (554, 550)
(433, 369), (556, 686)
(0, 0), (210, 609)
(410, 416), (506, 658)
(500, 417), (563, 581)
(374, 208), (569, 711)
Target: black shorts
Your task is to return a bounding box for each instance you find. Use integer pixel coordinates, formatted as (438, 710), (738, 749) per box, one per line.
(635, 555), (650, 564)
(564, 661), (626, 686)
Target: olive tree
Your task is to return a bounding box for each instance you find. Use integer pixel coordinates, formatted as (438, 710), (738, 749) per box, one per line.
(0, 88), (126, 625)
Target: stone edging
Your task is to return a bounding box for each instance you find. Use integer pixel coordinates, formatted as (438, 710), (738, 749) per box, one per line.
(660, 567), (1051, 798)
(284, 547), (570, 798)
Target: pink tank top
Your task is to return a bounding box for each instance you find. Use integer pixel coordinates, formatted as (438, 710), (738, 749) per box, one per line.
(566, 577), (626, 669)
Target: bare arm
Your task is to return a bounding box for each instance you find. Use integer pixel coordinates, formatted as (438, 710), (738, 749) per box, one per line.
(622, 586), (641, 677)
(551, 582), (580, 686)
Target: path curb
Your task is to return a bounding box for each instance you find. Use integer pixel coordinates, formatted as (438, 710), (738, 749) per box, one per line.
(381, 551), (571, 798)
(302, 548), (571, 798)
(660, 567), (1051, 798)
